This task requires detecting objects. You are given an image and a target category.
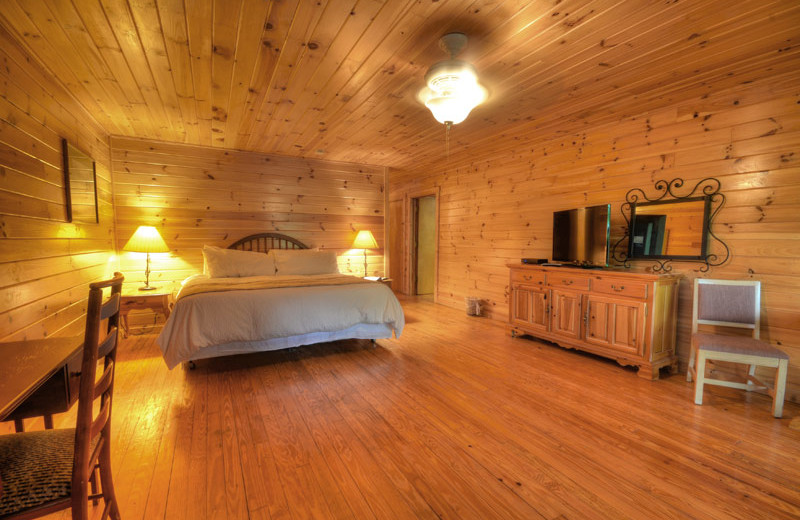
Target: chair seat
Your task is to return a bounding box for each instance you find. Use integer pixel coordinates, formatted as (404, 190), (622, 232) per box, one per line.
(693, 333), (789, 359)
(0, 428), (75, 517)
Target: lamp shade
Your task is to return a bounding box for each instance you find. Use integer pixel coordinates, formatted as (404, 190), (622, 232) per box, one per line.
(123, 226), (169, 253)
(352, 230), (378, 249)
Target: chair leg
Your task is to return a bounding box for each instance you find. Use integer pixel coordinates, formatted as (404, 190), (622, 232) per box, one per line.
(71, 478), (89, 520)
(693, 350), (707, 405)
(686, 344), (696, 382)
(98, 442), (121, 520)
(773, 359), (789, 418)
(746, 365), (757, 392)
(44, 414), (54, 429)
(89, 465), (100, 505)
(13, 418), (24, 432)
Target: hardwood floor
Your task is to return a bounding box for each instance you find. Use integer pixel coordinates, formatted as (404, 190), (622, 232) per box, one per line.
(9, 296), (800, 519)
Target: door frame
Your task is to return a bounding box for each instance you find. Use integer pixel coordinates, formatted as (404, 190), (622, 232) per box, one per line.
(404, 187), (440, 301)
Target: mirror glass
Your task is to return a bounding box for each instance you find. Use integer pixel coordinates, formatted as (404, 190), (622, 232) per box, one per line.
(63, 139), (98, 223)
(628, 196), (708, 259)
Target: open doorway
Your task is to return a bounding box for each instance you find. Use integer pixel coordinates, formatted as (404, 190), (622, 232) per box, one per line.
(412, 195), (436, 296)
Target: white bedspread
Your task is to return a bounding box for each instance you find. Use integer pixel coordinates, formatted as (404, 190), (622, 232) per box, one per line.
(157, 274), (405, 368)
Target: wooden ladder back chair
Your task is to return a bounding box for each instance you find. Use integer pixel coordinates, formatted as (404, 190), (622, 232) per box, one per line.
(687, 278), (789, 418)
(0, 272), (124, 520)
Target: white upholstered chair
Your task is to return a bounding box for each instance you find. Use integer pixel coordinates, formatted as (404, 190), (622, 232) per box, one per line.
(687, 278), (789, 418)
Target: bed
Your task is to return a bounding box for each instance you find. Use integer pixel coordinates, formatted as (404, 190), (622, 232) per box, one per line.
(156, 233), (405, 369)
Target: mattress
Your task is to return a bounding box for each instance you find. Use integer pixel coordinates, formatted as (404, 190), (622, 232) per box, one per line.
(156, 274), (405, 368)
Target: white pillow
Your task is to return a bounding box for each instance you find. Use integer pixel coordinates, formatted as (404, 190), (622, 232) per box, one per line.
(202, 245), (277, 278)
(271, 249), (339, 275)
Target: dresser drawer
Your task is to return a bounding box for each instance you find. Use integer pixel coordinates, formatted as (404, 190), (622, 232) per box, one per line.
(593, 277), (649, 299)
(547, 273), (591, 291)
(511, 270), (546, 287)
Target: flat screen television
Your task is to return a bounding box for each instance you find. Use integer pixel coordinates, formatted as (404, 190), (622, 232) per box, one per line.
(552, 204), (611, 266)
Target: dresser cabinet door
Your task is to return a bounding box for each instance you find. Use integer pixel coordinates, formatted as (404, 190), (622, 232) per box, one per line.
(550, 289), (582, 340)
(585, 295), (645, 356)
(511, 286), (549, 333)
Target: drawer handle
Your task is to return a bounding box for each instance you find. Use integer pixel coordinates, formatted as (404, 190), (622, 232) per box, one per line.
(611, 285), (625, 291)
(562, 279), (573, 285)
(524, 275), (532, 280)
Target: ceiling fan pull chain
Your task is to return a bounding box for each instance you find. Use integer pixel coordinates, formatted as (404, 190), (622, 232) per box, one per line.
(445, 121), (451, 163)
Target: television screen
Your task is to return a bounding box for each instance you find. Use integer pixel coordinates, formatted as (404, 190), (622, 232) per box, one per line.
(552, 204), (610, 266)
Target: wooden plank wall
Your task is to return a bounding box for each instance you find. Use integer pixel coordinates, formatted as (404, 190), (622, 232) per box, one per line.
(0, 25), (114, 341)
(389, 69), (800, 402)
(111, 137), (386, 288)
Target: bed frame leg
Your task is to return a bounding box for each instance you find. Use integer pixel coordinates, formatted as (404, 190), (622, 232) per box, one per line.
(371, 339), (377, 348)
(183, 360), (196, 370)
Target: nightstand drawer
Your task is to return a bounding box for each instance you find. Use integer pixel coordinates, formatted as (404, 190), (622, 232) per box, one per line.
(121, 295), (167, 310)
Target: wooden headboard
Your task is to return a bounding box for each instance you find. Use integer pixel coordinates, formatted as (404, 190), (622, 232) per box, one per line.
(228, 233), (308, 253)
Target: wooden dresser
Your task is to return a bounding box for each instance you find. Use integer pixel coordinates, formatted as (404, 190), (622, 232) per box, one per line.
(508, 264), (680, 379)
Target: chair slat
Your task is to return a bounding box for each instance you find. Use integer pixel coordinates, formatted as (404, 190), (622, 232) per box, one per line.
(93, 361), (114, 399)
(97, 328), (118, 359)
(88, 436), (104, 468)
(100, 293), (120, 320)
(91, 399), (111, 439)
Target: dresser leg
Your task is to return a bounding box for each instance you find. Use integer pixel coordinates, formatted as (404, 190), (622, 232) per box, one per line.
(637, 365), (660, 380)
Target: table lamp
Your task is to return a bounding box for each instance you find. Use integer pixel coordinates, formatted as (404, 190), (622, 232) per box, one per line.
(352, 230), (378, 277)
(123, 225), (169, 290)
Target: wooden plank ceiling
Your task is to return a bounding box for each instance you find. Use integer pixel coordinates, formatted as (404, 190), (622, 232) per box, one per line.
(1, 0), (798, 171)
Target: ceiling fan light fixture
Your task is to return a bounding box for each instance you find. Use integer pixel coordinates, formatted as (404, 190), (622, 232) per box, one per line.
(419, 33), (487, 126)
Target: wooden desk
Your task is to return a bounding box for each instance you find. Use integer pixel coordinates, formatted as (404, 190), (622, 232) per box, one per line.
(0, 337), (83, 423)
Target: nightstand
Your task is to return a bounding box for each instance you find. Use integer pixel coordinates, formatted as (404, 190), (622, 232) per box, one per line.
(365, 277), (393, 287)
(119, 286), (173, 337)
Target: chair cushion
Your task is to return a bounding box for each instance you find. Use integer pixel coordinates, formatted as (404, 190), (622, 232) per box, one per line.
(0, 428), (75, 517)
(693, 333), (789, 360)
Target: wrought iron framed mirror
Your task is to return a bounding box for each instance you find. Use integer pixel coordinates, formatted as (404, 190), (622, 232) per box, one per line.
(611, 178), (728, 272)
(63, 138), (99, 223)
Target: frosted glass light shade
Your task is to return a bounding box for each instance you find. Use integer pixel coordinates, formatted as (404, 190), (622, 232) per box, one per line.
(418, 59), (487, 125)
(352, 230), (378, 249)
(123, 226), (169, 253)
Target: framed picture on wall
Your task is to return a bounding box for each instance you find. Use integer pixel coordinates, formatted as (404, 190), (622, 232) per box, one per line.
(62, 138), (99, 223)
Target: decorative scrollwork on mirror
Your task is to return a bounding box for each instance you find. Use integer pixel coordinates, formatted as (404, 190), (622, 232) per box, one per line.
(611, 178), (729, 272)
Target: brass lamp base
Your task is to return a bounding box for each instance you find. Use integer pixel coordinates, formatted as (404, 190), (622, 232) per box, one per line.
(138, 285), (158, 291)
